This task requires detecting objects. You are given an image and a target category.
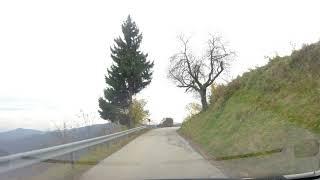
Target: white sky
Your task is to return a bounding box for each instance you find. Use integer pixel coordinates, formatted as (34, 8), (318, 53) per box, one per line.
(0, 0), (319, 130)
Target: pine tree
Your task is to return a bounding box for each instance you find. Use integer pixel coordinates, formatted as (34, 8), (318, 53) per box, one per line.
(98, 15), (154, 128)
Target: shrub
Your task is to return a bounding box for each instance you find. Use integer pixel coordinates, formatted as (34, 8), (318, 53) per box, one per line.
(210, 77), (242, 105)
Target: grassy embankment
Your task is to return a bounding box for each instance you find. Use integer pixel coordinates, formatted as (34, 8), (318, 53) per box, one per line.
(180, 42), (320, 177)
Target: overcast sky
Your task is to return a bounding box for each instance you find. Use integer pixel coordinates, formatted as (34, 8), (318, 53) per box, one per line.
(0, 0), (319, 131)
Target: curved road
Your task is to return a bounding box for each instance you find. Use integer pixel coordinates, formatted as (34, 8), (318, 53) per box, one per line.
(80, 127), (226, 180)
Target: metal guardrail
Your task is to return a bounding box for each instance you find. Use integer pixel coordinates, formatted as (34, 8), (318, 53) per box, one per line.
(0, 126), (146, 174)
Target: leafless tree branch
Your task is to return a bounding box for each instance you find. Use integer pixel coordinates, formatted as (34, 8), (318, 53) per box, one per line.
(168, 34), (234, 110)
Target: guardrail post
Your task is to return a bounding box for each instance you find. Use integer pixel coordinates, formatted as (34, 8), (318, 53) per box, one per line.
(126, 133), (129, 141)
(106, 141), (110, 149)
(70, 152), (75, 169)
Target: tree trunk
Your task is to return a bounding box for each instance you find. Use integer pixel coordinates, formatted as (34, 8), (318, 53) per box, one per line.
(127, 85), (134, 129)
(128, 116), (133, 129)
(200, 88), (208, 111)
(127, 98), (133, 129)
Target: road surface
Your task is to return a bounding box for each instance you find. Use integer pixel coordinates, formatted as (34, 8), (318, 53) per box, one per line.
(80, 127), (226, 180)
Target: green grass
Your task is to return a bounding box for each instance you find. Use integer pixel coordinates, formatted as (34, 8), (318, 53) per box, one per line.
(180, 42), (320, 177)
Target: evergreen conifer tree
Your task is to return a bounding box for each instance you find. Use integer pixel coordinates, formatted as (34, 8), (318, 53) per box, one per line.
(98, 16), (154, 127)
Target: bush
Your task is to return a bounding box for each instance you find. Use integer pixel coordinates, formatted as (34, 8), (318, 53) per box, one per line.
(210, 77), (242, 105)
(290, 41), (320, 74)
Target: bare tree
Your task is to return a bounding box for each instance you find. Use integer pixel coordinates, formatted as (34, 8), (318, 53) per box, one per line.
(76, 109), (96, 138)
(51, 119), (74, 144)
(168, 35), (234, 110)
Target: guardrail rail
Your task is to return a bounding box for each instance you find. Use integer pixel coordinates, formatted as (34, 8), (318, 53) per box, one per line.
(0, 126), (146, 174)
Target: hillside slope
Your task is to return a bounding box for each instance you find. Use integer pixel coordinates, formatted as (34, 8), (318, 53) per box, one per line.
(180, 42), (320, 177)
(0, 128), (43, 141)
(0, 123), (123, 155)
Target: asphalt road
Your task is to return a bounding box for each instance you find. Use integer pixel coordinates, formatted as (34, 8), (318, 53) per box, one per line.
(80, 127), (226, 180)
